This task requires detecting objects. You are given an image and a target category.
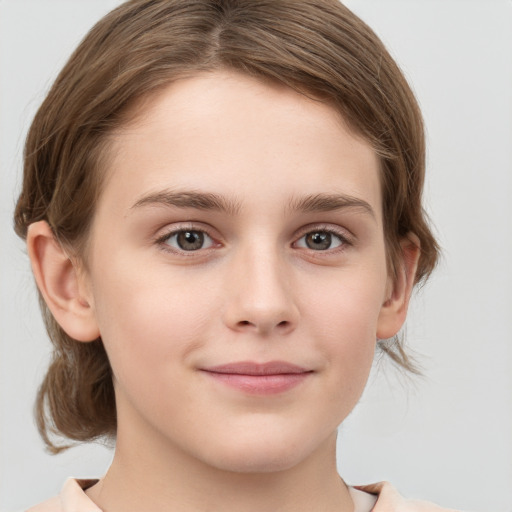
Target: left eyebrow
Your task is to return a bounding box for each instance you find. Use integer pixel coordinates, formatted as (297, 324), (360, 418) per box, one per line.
(287, 193), (376, 219)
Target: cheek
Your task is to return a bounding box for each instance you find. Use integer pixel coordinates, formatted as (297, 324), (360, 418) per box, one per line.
(90, 263), (219, 384)
(305, 263), (386, 339)
(303, 268), (386, 393)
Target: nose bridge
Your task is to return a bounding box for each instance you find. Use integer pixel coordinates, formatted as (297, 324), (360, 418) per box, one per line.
(223, 238), (299, 334)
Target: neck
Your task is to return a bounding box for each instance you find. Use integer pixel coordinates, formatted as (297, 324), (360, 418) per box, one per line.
(86, 419), (353, 512)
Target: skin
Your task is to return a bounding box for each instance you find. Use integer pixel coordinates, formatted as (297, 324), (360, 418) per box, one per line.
(28, 70), (419, 512)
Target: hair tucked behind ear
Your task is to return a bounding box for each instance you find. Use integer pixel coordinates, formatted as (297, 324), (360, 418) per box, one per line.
(14, 0), (439, 452)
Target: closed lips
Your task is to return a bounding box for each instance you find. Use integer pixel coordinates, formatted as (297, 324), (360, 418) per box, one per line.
(200, 362), (313, 395)
(202, 361), (312, 375)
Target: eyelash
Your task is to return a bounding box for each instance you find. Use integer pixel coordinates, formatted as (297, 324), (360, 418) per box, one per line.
(293, 225), (352, 253)
(154, 224), (352, 255)
(154, 224), (219, 255)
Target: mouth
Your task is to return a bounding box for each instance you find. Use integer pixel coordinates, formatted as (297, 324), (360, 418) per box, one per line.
(200, 361), (313, 395)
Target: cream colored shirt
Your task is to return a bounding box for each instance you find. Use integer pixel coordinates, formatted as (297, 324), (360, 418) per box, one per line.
(26, 478), (462, 512)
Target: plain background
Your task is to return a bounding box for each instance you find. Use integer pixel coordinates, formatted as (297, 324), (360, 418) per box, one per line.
(1, 1), (511, 510)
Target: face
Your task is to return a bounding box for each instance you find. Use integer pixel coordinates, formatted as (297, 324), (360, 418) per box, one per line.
(81, 70), (393, 473)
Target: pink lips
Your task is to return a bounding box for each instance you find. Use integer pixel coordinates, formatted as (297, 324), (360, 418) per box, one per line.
(201, 361), (312, 395)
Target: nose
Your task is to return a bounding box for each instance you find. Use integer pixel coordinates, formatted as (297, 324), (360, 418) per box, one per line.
(222, 246), (300, 336)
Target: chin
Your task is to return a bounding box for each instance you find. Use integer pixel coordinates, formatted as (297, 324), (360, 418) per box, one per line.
(186, 407), (342, 475)
(198, 432), (325, 475)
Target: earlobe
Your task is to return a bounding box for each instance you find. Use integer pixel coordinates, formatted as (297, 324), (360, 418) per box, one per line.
(27, 221), (100, 342)
(377, 233), (421, 340)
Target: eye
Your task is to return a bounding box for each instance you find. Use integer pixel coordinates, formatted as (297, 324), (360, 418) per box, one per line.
(162, 229), (215, 252)
(295, 230), (345, 251)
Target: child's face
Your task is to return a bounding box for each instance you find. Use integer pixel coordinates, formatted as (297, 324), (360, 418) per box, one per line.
(78, 70), (400, 472)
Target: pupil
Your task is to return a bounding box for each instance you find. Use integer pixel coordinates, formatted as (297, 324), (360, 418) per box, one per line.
(306, 232), (331, 250)
(177, 231), (204, 251)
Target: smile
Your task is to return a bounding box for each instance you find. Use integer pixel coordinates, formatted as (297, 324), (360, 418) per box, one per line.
(200, 361), (313, 395)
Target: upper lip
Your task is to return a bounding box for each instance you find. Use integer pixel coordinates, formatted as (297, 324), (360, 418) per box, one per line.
(202, 361), (311, 376)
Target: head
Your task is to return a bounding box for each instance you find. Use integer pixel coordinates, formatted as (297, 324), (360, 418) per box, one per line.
(14, 0), (438, 455)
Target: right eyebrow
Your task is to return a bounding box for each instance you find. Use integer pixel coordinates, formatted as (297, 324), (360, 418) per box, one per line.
(129, 189), (242, 216)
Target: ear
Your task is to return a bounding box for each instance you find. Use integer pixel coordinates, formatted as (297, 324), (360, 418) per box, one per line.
(377, 233), (421, 340)
(27, 221), (100, 342)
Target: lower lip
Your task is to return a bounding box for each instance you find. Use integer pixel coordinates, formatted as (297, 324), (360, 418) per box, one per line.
(202, 372), (311, 395)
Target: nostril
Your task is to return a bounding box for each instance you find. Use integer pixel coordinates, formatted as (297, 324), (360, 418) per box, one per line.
(236, 319), (289, 330)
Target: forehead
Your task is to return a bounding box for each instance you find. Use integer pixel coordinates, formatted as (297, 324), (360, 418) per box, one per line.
(101, 70), (381, 219)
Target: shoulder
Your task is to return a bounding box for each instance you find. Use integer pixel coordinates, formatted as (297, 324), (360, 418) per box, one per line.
(357, 482), (464, 512)
(26, 495), (62, 512)
(26, 479), (101, 512)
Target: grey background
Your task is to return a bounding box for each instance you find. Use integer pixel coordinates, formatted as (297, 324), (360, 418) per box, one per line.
(1, 1), (511, 510)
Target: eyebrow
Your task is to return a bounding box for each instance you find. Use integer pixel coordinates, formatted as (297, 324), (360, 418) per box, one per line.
(287, 193), (376, 219)
(130, 189), (375, 219)
(130, 190), (242, 216)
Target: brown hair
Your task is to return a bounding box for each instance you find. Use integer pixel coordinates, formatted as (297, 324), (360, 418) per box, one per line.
(14, 0), (439, 452)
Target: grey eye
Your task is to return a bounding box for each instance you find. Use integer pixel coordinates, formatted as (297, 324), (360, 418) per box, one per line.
(165, 230), (214, 251)
(296, 231), (343, 251)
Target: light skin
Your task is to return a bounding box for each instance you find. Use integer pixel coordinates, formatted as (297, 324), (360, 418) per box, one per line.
(28, 70), (419, 512)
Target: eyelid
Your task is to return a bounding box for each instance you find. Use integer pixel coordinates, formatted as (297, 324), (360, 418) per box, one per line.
(154, 223), (221, 254)
(292, 224), (354, 250)
(152, 221), (354, 256)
